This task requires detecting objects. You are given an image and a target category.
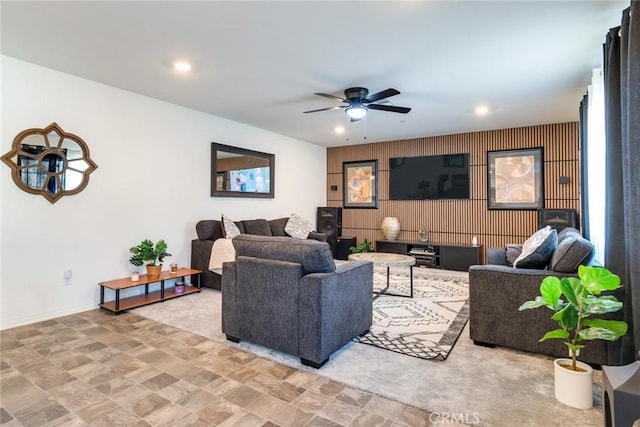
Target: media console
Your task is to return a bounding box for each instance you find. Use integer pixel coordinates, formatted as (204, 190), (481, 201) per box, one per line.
(375, 240), (482, 271)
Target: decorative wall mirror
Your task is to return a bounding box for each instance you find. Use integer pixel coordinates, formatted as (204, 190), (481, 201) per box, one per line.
(211, 143), (275, 198)
(1, 122), (98, 203)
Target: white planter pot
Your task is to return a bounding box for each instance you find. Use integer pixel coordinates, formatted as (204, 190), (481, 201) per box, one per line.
(554, 358), (594, 409)
(381, 217), (400, 240)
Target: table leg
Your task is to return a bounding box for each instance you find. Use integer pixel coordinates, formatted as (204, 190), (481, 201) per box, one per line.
(100, 286), (104, 305)
(161, 280), (165, 300)
(115, 289), (120, 313)
(374, 265), (414, 299)
(145, 283), (149, 295)
(410, 265), (414, 298)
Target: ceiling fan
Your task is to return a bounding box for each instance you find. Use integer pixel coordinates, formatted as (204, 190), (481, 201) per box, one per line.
(303, 87), (411, 121)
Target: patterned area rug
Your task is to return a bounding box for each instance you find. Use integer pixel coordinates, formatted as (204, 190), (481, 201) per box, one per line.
(355, 267), (469, 361)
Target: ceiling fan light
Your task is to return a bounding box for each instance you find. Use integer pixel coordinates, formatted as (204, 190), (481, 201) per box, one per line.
(346, 106), (367, 119)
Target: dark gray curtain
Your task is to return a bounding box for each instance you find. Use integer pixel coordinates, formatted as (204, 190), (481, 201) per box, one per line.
(603, 4), (640, 364)
(579, 94), (590, 238)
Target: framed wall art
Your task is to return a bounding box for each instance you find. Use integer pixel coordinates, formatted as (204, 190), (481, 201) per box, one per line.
(487, 148), (543, 210)
(343, 160), (378, 209)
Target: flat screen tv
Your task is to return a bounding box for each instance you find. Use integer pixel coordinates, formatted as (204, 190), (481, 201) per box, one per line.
(389, 153), (470, 200)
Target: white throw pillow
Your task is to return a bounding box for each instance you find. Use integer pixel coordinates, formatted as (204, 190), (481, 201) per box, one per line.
(513, 225), (557, 268)
(222, 215), (241, 239)
(285, 213), (314, 239)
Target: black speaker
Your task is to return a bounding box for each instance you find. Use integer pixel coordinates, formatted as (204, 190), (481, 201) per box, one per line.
(336, 236), (356, 261)
(538, 209), (578, 232)
(317, 207), (342, 256)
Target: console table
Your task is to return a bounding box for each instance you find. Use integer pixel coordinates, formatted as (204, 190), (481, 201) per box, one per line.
(376, 240), (482, 271)
(99, 268), (201, 314)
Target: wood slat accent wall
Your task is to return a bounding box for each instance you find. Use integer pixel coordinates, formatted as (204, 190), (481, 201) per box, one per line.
(326, 122), (580, 263)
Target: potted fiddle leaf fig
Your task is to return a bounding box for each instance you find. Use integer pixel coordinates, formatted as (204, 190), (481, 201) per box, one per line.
(519, 265), (627, 409)
(129, 239), (171, 279)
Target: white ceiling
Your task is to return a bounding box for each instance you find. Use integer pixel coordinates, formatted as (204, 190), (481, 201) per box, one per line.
(1, 1), (626, 147)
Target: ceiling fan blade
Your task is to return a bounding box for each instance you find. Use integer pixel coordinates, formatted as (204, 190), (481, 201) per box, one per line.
(368, 104), (411, 114)
(314, 92), (348, 103)
(303, 106), (345, 114)
(365, 88), (400, 103)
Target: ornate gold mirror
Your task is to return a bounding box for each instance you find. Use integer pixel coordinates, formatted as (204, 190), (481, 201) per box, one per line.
(2, 122), (98, 203)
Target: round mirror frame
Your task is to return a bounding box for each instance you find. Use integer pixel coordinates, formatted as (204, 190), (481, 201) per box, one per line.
(1, 122), (98, 203)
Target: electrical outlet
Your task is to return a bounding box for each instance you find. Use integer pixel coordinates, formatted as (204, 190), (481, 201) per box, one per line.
(64, 269), (72, 286)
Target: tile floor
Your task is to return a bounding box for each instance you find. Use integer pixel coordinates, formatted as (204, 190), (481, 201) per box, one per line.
(0, 310), (435, 426)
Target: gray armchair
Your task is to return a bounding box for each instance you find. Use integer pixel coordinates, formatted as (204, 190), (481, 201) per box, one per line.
(222, 234), (373, 368)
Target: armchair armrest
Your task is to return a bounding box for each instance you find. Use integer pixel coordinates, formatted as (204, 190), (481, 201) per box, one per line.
(298, 260), (373, 364)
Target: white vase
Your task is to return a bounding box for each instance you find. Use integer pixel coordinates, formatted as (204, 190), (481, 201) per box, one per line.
(554, 358), (594, 409)
(381, 217), (400, 240)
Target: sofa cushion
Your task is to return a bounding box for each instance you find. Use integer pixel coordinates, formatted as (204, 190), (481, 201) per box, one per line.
(513, 226), (557, 269)
(196, 220), (218, 240)
(269, 217), (290, 236)
(233, 234), (336, 274)
(222, 215), (242, 239)
(285, 213), (314, 239)
(242, 219), (273, 236)
(549, 235), (595, 273)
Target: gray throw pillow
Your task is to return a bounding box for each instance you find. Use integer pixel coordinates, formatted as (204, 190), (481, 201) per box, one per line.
(513, 226), (558, 269)
(557, 227), (581, 244)
(550, 235), (595, 273)
(505, 244), (523, 266)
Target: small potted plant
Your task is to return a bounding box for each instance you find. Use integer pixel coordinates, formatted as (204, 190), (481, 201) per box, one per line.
(350, 238), (374, 254)
(129, 239), (171, 279)
(519, 265), (627, 409)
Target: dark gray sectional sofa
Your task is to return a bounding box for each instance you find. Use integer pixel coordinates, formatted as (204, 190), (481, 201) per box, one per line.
(191, 217), (326, 290)
(222, 234), (373, 368)
(468, 227), (622, 366)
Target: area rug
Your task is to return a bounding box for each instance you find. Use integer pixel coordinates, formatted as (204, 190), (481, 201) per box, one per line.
(356, 267), (469, 361)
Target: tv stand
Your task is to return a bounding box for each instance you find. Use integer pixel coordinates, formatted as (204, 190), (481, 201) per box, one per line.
(375, 240), (482, 271)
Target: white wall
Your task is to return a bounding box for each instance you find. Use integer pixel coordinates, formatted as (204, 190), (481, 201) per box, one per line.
(0, 56), (327, 329)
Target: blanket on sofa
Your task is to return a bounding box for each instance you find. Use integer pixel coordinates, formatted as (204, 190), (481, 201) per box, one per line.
(208, 238), (236, 274)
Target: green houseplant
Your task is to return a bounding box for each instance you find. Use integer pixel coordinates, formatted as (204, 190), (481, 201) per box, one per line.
(350, 238), (374, 253)
(129, 239), (171, 278)
(519, 265), (627, 408)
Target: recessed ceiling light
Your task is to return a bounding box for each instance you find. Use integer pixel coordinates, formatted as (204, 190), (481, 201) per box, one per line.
(475, 105), (489, 116)
(173, 61), (192, 72)
(334, 126), (345, 134)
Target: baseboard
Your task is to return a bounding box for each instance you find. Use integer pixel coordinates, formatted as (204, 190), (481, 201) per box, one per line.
(0, 301), (97, 330)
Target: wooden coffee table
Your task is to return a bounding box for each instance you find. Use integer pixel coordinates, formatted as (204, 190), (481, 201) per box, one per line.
(348, 252), (415, 298)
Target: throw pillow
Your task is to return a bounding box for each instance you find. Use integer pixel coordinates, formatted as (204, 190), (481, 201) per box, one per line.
(284, 213), (314, 239)
(513, 226), (558, 269)
(557, 227), (581, 245)
(221, 215), (241, 239)
(549, 235), (595, 273)
(505, 244), (523, 266)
